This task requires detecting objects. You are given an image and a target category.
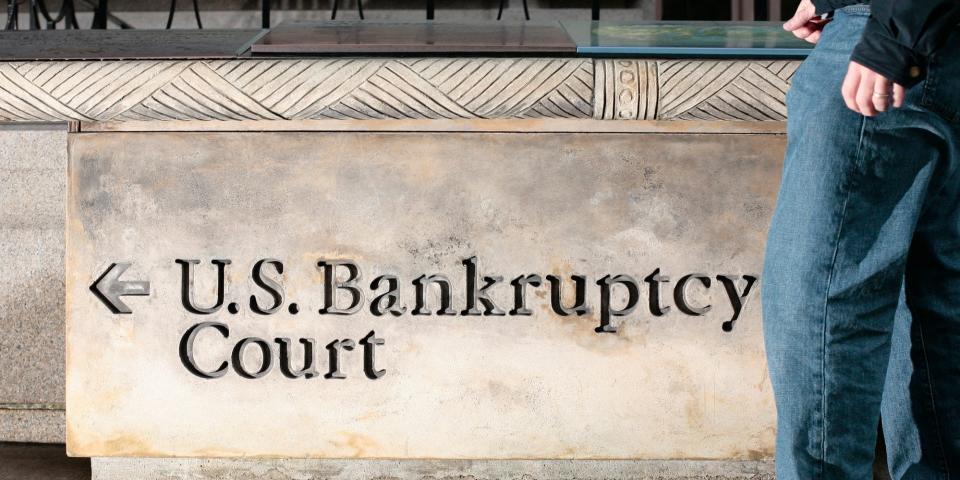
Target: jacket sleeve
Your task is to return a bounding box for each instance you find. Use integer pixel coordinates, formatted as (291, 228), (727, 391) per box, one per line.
(850, 0), (960, 88)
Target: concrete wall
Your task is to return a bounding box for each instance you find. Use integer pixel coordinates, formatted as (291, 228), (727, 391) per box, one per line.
(0, 124), (68, 443)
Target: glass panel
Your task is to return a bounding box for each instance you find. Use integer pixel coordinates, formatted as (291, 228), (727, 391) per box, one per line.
(562, 20), (812, 57)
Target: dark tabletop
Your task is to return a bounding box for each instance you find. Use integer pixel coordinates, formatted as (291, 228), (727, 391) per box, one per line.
(0, 29), (264, 60)
(250, 21), (577, 54)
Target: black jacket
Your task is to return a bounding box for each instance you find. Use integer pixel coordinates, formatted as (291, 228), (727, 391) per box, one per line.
(812, 0), (960, 87)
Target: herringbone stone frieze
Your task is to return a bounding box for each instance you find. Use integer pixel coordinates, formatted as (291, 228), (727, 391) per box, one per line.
(0, 58), (799, 122)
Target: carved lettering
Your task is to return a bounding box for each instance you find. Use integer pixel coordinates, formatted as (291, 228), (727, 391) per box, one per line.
(674, 274), (712, 316)
(250, 259), (284, 315)
(717, 274), (758, 332)
(176, 259), (231, 315)
(596, 274), (641, 333)
(318, 260), (364, 315)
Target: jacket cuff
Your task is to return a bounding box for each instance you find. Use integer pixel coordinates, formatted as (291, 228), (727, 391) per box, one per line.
(811, 0), (856, 15)
(850, 18), (925, 88)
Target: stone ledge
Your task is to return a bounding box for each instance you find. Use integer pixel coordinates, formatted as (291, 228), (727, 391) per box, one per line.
(0, 58), (796, 123)
(78, 118), (787, 133)
(92, 458), (775, 480)
(0, 409), (65, 443)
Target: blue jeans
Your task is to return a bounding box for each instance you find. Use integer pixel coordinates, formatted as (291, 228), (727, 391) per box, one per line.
(763, 6), (960, 479)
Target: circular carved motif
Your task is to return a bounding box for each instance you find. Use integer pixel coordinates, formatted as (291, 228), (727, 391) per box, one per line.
(613, 60), (640, 120)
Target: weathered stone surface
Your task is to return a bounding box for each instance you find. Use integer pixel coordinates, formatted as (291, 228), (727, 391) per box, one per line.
(0, 225), (66, 405)
(0, 409), (65, 443)
(92, 458), (775, 480)
(67, 130), (782, 459)
(0, 59), (797, 122)
(0, 125), (67, 443)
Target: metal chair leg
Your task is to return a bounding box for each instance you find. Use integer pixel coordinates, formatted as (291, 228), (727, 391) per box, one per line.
(55, 0), (78, 28)
(166, 0), (203, 29)
(29, 0), (40, 28)
(192, 0), (202, 28)
(91, 0), (107, 28)
(77, 0), (130, 28)
(498, 0), (530, 21)
(68, 0), (79, 28)
(5, 0), (17, 30)
(165, 0), (176, 28)
(34, 0), (73, 29)
(330, 0), (362, 20)
(12, 0), (80, 29)
(261, 0), (269, 28)
(426, 0), (433, 20)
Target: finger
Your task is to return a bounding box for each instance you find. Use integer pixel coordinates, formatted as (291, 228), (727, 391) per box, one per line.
(791, 24), (816, 39)
(842, 65), (860, 113)
(806, 30), (821, 43)
(784, 13), (812, 31)
(892, 84), (906, 108)
(856, 71), (876, 116)
(873, 76), (891, 112)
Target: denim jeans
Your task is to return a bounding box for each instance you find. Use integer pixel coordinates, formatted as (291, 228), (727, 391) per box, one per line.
(763, 5), (960, 480)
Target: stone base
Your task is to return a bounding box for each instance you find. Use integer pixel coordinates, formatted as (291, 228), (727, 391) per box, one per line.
(92, 458), (774, 480)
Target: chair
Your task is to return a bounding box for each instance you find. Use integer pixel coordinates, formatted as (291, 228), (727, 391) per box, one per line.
(6, 0), (78, 29)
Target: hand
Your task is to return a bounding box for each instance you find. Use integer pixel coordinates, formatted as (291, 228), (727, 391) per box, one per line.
(783, 0), (829, 44)
(841, 61), (906, 116)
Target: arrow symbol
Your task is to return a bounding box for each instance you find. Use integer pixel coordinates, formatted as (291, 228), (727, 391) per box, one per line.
(90, 262), (151, 314)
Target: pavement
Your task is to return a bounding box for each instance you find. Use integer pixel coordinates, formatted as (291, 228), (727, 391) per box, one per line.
(0, 443), (89, 480)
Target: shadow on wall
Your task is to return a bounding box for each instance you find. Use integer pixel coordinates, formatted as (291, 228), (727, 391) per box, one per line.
(0, 443), (89, 480)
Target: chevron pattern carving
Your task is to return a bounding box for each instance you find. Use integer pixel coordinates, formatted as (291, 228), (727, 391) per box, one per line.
(656, 60), (798, 121)
(0, 58), (800, 123)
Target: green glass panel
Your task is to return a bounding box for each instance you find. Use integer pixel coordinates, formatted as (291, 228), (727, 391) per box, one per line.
(563, 21), (813, 58)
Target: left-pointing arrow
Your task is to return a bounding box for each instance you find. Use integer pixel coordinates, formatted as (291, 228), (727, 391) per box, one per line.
(90, 262), (151, 314)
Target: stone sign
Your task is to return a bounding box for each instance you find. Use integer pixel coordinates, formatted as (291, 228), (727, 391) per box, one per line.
(66, 130), (781, 459)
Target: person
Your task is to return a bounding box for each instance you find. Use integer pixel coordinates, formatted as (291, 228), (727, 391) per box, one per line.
(762, 0), (960, 478)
